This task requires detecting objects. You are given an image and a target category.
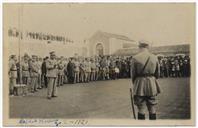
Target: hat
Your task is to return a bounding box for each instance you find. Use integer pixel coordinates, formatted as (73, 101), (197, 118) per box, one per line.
(50, 51), (55, 55)
(32, 55), (37, 57)
(24, 53), (29, 57)
(10, 55), (16, 58)
(138, 40), (149, 48)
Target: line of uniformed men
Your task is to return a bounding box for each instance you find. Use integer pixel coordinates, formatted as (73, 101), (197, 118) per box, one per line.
(9, 53), (132, 96)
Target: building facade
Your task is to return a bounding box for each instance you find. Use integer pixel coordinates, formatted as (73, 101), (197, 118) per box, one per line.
(87, 31), (136, 56)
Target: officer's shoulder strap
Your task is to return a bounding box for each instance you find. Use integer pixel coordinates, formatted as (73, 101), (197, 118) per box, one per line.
(140, 56), (150, 74)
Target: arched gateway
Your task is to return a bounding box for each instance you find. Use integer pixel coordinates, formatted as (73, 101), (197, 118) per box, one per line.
(96, 43), (104, 56)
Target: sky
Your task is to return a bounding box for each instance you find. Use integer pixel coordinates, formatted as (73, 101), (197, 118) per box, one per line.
(4, 3), (195, 46)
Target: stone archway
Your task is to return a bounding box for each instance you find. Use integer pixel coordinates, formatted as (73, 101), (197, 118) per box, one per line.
(96, 43), (104, 56)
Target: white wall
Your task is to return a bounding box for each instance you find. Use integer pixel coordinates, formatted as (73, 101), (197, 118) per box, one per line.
(109, 38), (123, 54)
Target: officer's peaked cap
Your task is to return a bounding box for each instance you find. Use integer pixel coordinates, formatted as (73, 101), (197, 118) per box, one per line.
(138, 40), (149, 48)
(50, 51), (55, 55)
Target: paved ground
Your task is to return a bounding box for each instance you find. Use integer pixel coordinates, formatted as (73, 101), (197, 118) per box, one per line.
(9, 77), (190, 119)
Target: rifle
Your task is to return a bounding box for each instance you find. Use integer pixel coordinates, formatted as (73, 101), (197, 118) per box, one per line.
(130, 87), (136, 119)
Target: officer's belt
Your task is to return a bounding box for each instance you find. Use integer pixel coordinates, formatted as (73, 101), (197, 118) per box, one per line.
(10, 70), (17, 71)
(22, 70), (29, 71)
(136, 74), (155, 77)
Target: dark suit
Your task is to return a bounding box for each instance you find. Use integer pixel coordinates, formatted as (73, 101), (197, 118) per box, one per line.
(67, 61), (75, 83)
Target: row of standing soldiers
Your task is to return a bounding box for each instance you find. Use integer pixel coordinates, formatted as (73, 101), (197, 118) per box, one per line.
(9, 53), (132, 96)
(9, 53), (191, 97)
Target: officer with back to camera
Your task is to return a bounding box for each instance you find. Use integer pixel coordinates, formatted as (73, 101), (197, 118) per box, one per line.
(131, 40), (161, 120)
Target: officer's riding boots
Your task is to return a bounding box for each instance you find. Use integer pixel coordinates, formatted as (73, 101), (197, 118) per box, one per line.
(138, 113), (145, 120)
(149, 113), (156, 120)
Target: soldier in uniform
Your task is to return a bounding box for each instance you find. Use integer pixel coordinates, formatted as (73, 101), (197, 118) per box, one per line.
(63, 57), (68, 84)
(37, 57), (43, 89)
(46, 51), (58, 99)
(9, 55), (18, 96)
(131, 40), (161, 120)
(85, 58), (91, 82)
(79, 58), (85, 83)
(29, 55), (39, 93)
(21, 54), (30, 85)
(57, 56), (65, 86)
(95, 58), (100, 81)
(74, 58), (80, 83)
(90, 59), (96, 81)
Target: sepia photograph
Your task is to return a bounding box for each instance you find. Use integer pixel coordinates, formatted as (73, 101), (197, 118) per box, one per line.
(3, 3), (195, 126)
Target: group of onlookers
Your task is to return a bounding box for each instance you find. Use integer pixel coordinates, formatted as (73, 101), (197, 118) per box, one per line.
(158, 55), (191, 78)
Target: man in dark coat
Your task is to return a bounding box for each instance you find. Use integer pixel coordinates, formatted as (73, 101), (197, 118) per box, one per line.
(67, 58), (75, 83)
(41, 57), (48, 88)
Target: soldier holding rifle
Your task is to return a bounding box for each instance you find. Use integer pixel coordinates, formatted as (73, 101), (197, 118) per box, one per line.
(130, 40), (161, 120)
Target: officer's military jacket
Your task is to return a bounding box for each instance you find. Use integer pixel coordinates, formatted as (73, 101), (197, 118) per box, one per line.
(9, 59), (17, 78)
(58, 61), (65, 75)
(74, 61), (80, 72)
(131, 50), (161, 96)
(90, 62), (96, 72)
(85, 61), (91, 72)
(46, 58), (57, 78)
(21, 61), (30, 77)
(37, 61), (42, 74)
(29, 61), (39, 78)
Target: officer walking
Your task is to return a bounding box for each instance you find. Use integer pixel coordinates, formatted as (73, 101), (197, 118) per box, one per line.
(131, 40), (161, 120)
(46, 51), (58, 99)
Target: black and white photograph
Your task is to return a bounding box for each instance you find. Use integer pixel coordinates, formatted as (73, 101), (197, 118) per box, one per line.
(3, 3), (195, 126)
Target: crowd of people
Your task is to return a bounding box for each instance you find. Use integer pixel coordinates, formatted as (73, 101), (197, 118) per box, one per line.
(158, 55), (191, 78)
(9, 52), (191, 96)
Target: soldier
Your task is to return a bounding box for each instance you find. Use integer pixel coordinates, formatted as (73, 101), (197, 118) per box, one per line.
(90, 59), (96, 81)
(85, 58), (91, 82)
(63, 57), (68, 84)
(79, 58), (85, 83)
(57, 56), (65, 86)
(131, 40), (161, 120)
(9, 55), (18, 96)
(29, 55), (39, 93)
(37, 57), (43, 89)
(105, 56), (110, 80)
(109, 58), (116, 80)
(100, 57), (107, 80)
(46, 51), (58, 99)
(95, 58), (100, 81)
(74, 58), (80, 83)
(21, 54), (30, 85)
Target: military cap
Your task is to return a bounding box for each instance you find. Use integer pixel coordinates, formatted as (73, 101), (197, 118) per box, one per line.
(10, 55), (16, 58)
(32, 55), (37, 57)
(49, 51), (55, 55)
(24, 53), (29, 57)
(138, 40), (149, 48)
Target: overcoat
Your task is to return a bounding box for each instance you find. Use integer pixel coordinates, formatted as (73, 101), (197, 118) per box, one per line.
(131, 50), (161, 96)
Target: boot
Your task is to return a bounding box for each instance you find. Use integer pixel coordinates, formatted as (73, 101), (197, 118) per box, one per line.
(138, 112), (145, 120)
(149, 113), (156, 120)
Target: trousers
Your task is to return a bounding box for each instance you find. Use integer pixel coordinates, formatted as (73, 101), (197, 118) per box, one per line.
(47, 77), (57, 98)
